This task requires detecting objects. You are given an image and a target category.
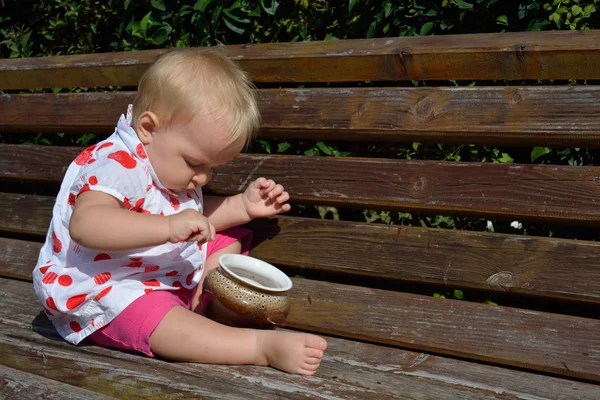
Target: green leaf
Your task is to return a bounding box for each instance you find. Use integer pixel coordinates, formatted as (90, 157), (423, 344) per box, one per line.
(151, 26), (171, 45)
(194, 0), (213, 11)
(349, 0), (358, 13)
(259, 140), (271, 154)
(496, 15), (508, 25)
(151, 0), (166, 11)
(223, 8), (250, 23)
(366, 20), (377, 38)
(316, 141), (333, 155)
(497, 152), (513, 163)
(483, 300), (498, 306)
(223, 18), (245, 34)
(124, 0), (131, 10)
(453, 289), (464, 300)
(277, 142), (291, 153)
(384, 2), (392, 18)
(261, 0), (279, 15)
(248, 5), (261, 17)
(455, 0), (473, 9)
(424, 9), (438, 16)
(572, 5), (582, 16)
(531, 147), (551, 162)
(19, 31), (31, 47)
(140, 12), (152, 35)
(419, 22), (433, 35)
(304, 148), (319, 156)
(90, 23), (97, 34)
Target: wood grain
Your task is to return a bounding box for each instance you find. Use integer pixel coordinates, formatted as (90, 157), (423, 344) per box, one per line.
(1, 31), (600, 89)
(0, 193), (53, 236)
(1, 278), (599, 399)
(0, 365), (115, 400)
(287, 279), (600, 382)
(3, 147), (600, 225)
(2, 87), (600, 148)
(4, 208), (600, 306)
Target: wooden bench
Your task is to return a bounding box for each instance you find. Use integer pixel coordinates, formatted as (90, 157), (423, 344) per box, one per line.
(1, 30), (600, 398)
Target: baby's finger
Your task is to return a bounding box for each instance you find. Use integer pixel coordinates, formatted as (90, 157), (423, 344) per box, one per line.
(254, 177), (269, 189)
(276, 191), (290, 204)
(260, 179), (276, 195)
(275, 202), (291, 213)
(268, 184), (285, 198)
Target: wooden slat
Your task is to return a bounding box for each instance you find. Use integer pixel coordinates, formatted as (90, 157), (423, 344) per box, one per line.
(289, 279), (600, 382)
(0, 365), (115, 400)
(249, 217), (600, 305)
(3, 208), (600, 307)
(2, 87), (600, 148)
(1, 278), (599, 399)
(0, 193), (53, 236)
(1, 31), (600, 89)
(2, 147), (600, 225)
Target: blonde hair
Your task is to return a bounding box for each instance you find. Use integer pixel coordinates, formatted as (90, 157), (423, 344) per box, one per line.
(132, 48), (260, 148)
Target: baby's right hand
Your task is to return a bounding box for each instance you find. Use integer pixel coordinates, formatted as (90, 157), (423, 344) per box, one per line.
(166, 209), (216, 245)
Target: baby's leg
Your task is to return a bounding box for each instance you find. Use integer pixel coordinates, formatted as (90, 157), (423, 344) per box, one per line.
(149, 306), (328, 375)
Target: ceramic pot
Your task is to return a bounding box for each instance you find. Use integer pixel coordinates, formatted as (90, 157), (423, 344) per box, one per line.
(201, 254), (292, 329)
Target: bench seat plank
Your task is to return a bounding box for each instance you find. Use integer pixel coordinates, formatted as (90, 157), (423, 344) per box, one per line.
(1, 31), (600, 90)
(0, 277), (597, 400)
(3, 211), (600, 306)
(0, 244), (598, 381)
(0, 365), (115, 400)
(3, 148), (600, 225)
(2, 87), (600, 147)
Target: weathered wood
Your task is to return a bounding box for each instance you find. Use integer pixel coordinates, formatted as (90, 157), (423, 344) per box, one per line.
(3, 87), (600, 148)
(1, 31), (600, 90)
(0, 193), (53, 236)
(4, 213), (600, 307)
(0, 365), (115, 400)
(3, 150), (600, 225)
(249, 217), (600, 305)
(286, 279), (600, 382)
(1, 278), (599, 400)
(0, 238), (42, 280)
(1, 261), (599, 381)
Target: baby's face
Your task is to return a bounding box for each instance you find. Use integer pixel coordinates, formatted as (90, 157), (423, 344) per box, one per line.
(143, 112), (243, 192)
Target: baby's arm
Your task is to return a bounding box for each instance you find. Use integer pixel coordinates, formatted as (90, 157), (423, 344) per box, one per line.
(204, 177), (290, 231)
(203, 194), (250, 232)
(70, 191), (214, 251)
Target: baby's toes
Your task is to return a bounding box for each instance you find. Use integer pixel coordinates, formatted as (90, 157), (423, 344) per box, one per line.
(305, 347), (324, 360)
(302, 362), (320, 371)
(305, 356), (321, 365)
(304, 334), (328, 351)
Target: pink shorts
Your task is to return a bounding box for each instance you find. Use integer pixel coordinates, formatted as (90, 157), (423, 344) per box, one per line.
(86, 227), (252, 357)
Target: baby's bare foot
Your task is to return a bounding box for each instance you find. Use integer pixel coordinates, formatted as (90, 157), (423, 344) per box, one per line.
(256, 331), (328, 375)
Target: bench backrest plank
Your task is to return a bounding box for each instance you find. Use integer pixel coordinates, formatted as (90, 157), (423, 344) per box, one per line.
(1, 31), (600, 90)
(2, 87), (600, 147)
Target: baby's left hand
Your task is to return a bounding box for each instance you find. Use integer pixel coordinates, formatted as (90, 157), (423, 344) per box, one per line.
(242, 177), (291, 219)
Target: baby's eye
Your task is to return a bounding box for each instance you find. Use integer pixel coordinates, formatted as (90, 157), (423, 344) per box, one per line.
(185, 160), (197, 168)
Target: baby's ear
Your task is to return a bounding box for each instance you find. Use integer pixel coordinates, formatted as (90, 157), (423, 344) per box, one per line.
(135, 111), (159, 144)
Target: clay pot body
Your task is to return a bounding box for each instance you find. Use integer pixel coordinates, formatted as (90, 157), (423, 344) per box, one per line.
(201, 255), (292, 329)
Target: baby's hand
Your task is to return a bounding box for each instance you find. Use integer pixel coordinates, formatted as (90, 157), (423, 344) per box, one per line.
(166, 209), (216, 245)
(242, 177), (291, 219)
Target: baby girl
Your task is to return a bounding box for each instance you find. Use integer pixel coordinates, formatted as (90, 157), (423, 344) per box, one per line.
(33, 48), (327, 375)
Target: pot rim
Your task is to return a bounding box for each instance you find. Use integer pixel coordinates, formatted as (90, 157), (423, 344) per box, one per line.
(218, 254), (293, 292)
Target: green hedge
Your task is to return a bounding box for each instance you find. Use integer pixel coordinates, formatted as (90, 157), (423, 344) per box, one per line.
(1, 0), (598, 57)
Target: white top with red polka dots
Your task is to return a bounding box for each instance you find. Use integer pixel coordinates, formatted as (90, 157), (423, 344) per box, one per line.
(33, 105), (206, 345)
